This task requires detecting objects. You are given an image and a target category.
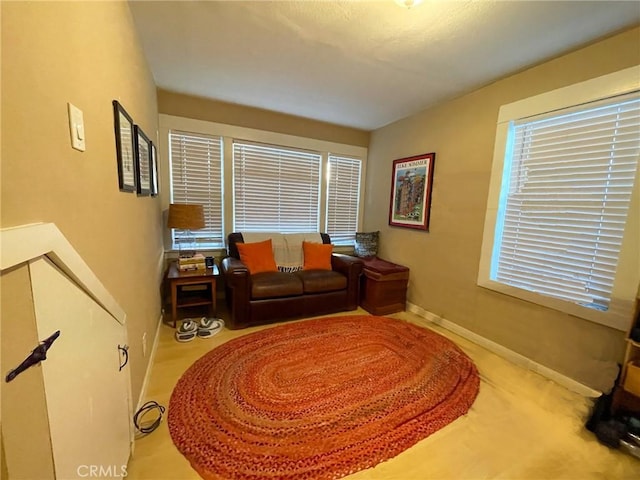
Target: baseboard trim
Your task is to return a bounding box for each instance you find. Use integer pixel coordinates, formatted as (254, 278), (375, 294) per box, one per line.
(406, 302), (601, 398)
(136, 312), (163, 412)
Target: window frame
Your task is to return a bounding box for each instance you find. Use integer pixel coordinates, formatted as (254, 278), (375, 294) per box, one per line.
(168, 130), (225, 249)
(232, 140), (323, 233)
(158, 114), (367, 254)
(325, 154), (363, 245)
(478, 66), (640, 331)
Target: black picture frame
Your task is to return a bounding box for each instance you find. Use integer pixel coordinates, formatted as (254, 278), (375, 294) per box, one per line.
(388, 152), (436, 231)
(134, 125), (152, 196)
(113, 101), (136, 192)
(150, 142), (159, 197)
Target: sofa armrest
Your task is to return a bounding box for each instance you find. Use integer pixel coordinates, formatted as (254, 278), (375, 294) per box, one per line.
(222, 256), (250, 286)
(221, 256), (251, 329)
(331, 254), (363, 310)
(331, 253), (363, 275)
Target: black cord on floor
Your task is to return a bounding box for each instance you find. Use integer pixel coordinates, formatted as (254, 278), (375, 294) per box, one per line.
(134, 400), (166, 435)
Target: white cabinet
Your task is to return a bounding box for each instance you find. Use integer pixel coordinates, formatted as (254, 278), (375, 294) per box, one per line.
(2, 257), (132, 479)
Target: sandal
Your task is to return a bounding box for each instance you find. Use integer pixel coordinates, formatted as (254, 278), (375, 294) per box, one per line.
(197, 317), (224, 338)
(175, 319), (198, 342)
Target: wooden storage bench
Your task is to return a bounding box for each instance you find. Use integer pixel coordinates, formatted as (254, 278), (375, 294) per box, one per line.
(360, 257), (409, 315)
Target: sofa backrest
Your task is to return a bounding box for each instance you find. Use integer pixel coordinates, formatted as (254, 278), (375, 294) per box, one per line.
(227, 232), (331, 259)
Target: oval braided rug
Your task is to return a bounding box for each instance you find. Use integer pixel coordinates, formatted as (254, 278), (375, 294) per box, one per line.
(168, 315), (479, 480)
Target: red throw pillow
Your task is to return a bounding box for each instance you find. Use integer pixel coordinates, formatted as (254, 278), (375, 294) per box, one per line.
(236, 239), (278, 274)
(303, 241), (333, 270)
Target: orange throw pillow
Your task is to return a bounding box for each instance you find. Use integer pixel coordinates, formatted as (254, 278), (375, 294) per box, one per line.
(236, 239), (278, 274)
(303, 241), (333, 270)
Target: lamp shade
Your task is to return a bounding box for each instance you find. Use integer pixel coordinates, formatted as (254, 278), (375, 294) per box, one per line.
(167, 204), (205, 230)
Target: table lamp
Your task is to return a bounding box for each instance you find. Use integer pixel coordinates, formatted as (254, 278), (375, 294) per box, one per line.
(167, 203), (205, 258)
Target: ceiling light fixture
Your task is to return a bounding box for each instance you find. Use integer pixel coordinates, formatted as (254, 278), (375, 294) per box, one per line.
(394, 0), (424, 8)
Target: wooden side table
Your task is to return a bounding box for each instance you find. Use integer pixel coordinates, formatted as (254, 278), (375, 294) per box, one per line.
(167, 262), (219, 328)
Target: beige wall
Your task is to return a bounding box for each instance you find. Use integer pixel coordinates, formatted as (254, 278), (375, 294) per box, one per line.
(1, 0), (162, 410)
(365, 26), (640, 391)
(1, 265), (55, 480)
(158, 89), (370, 147)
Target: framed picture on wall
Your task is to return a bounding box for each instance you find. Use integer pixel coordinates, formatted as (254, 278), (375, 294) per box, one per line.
(134, 125), (151, 196)
(150, 142), (159, 197)
(388, 152), (436, 231)
(112, 100), (136, 192)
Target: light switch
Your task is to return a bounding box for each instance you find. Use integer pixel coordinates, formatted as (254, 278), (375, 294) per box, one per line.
(68, 103), (86, 151)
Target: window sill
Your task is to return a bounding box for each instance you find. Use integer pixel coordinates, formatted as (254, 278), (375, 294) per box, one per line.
(477, 278), (634, 332)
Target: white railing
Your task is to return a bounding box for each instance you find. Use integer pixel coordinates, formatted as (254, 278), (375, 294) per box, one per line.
(1, 223), (126, 325)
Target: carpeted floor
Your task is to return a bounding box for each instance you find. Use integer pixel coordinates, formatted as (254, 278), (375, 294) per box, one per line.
(168, 315), (479, 479)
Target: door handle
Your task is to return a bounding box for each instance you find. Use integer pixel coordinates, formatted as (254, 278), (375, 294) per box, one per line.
(118, 344), (129, 371)
(5, 330), (61, 382)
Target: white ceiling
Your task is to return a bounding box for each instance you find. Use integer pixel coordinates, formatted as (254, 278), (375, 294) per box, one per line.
(129, 1), (640, 130)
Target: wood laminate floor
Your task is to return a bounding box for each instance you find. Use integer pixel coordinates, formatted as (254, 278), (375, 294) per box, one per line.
(126, 308), (640, 479)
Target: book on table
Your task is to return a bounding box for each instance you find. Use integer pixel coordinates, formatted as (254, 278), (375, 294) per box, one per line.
(179, 254), (205, 266)
(179, 262), (206, 272)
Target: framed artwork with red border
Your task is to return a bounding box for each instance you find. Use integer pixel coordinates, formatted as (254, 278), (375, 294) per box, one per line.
(388, 152), (435, 231)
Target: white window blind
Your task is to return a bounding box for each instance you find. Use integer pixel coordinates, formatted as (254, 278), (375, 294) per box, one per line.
(233, 141), (321, 232)
(326, 155), (361, 245)
(169, 130), (224, 248)
(492, 93), (640, 311)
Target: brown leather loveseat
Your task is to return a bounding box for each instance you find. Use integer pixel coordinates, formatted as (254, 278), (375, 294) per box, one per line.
(221, 232), (363, 329)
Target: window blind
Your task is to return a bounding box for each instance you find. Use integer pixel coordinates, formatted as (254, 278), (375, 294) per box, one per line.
(233, 141), (321, 232)
(326, 155), (361, 245)
(492, 93), (640, 311)
(169, 130), (224, 248)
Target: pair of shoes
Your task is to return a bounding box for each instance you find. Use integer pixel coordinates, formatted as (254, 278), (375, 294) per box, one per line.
(175, 318), (225, 342)
(197, 317), (224, 338)
(175, 319), (199, 342)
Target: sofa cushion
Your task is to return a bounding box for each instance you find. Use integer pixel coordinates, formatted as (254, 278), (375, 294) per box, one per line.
(241, 232), (324, 272)
(303, 241), (333, 270)
(237, 239), (278, 274)
(228, 232), (331, 259)
(251, 271), (303, 299)
(295, 270), (347, 294)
